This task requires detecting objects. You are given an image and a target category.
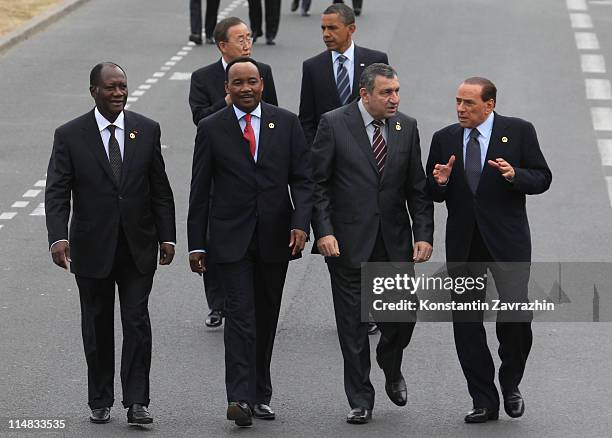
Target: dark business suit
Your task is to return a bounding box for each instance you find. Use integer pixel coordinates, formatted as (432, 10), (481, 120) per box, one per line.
(247, 0), (281, 41)
(45, 109), (175, 409)
(189, 59), (278, 125)
(188, 103), (313, 405)
(311, 101), (433, 409)
(299, 45), (388, 145)
(426, 113), (551, 410)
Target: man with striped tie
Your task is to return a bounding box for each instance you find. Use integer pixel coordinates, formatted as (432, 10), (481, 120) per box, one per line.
(311, 63), (433, 424)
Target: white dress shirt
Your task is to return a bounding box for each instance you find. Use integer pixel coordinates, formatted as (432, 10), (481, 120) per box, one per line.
(358, 99), (388, 144)
(234, 103), (262, 162)
(94, 107), (125, 160)
(463, 112), (494, 169)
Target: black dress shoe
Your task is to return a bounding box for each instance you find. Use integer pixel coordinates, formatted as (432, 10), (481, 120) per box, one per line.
(346, 407), (372, 424)
(227, 401), (252, 427)
(464, 408), (499, 423)
(205, 309), (223, 327)
(89, 407), (110, 424)
(189, 33), (203, 45)
(367, 322), (379, 335)
(252, 30), (263, 43)
(266, 38), (276, 45)
(291, 0), (299, 11)
(253, 403), (275, 420)
(127, 404), (153, 424)
(205, 36), (214, 45)
(503, 389), (525, 418)
(385, 373), (407, 406)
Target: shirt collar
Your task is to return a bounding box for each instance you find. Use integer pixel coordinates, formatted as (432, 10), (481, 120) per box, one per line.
(233, 103), (262, 121)
(464, 112), (494, 140)
(221, 57), (228, 71)
(332, 40), (355, 64)
(94, 107), (125, 132)
(358, 99), (386, 128)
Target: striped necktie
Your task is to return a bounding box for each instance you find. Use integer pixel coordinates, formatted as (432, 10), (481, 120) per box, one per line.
(336, 54), (351, 105)
(107, 124), (122, 183)
(371, 119), (387, 173)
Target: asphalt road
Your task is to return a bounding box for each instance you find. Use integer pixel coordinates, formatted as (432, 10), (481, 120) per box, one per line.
(1, 0), (612, 436)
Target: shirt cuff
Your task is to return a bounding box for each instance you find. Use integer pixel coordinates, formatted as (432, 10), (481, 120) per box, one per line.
(161, 241), (176, 246)
(189, 249), (206, 254)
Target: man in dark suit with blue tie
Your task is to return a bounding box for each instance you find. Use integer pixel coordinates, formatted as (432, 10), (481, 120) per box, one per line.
(426, 77), (552, 424)
(188, 57), (313, 427)
(299, 3), (388, 147)
(45, 62), (176, 425)
(188, 16), (278, 328)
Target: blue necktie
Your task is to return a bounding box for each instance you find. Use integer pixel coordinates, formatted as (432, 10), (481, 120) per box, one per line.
(336, 54), (351, 105)
(465, 128), (481, 193)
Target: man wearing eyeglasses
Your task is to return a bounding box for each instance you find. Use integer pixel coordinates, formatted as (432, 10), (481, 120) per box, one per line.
(188, 17), (278, 330)
(189, 17), (278, 125)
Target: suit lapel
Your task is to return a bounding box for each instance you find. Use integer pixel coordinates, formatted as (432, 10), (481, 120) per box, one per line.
(380, 115), (399, 185)
(345, 103), (379, 176)
(222, 106), (252, 162)
(121, 111), (139, 187)
(82, 110), (117, 186)
(351, 46), (365, 102)
(479, 112), (508, 189)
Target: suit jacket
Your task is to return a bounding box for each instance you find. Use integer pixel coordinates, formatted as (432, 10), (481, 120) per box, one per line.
(189, 59), (278, 125)
(45, 109), (176, 278)
(299, 45), (388, 145)
(187, 102), (313, 263)
(426, 113), (552, 263)
(311, 101), (433, 269)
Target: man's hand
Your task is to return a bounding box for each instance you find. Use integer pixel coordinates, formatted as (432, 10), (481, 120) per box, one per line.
(317, 235), (340, 257)
(189, 252), (207, 274)
(432, 155), (455, 185)
(412, 241), (433, 263)
(50, 241), (71, 270)
(289, 229), (308, 256)
(488, 158), (515, 182)
(159, 243), (175, 265)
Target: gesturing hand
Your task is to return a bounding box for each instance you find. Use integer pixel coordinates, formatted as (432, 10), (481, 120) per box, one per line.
(432, 155), (455, 185)
(488, 158), (515, 182)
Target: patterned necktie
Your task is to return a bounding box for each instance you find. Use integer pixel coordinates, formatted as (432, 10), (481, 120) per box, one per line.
(371, 119), (387, 173)
(107, 124), (122, 183)
(243, 113), (256, 158)
(336, 54), (351, 105)
(465, 128), (481, 193)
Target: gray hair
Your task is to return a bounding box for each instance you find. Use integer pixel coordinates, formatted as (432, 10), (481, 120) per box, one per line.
(359, 63), (397, 93)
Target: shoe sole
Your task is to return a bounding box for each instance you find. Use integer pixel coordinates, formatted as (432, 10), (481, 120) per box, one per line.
(205, 321), (222, 328)
(227, 405), (253, 427)
(504, 404), (525, 418)
(253, 413), (275, 420)
(464, 414), (499, 423)
(127, 416), (153, 425)
(89, 417), (110, 424)
(346, 418), (369, 424)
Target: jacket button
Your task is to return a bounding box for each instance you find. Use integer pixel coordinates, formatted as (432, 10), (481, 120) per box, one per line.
(118, 195), (123, 200)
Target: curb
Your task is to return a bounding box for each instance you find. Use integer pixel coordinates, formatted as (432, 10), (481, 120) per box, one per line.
(0, 0), (92, 56)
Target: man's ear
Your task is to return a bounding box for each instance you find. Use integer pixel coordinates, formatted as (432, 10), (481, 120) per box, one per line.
(224, 81), (229, 95)
(89, 85), (97, 99)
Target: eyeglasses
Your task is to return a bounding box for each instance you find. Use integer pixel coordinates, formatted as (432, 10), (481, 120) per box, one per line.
(227, 36), (253, 47)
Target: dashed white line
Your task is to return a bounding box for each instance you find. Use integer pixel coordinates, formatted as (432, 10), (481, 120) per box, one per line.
(29, 203), (45, 216)
(11, 201), (29, 208)
(606, 177), (612, 206)
(164, 61), (176, 66)
(0, 212), (17, 220)
(145, 78), (159, 84)
(170, 72), (192, 80)
(23, 189), (41, 198)
(139, 84), (152, 90)
(181, 46), (193, 51)
(177, 51), (188, 56)
(568, 0), (588, 10)
(590, 0), (612, 4)
(152, 72), (165, 78)
(131, 90), (146, 97)
(171, 56), (183, 62)
(34, 180), (46, 187)
(570, 13), (594, 28)
(575, 32), (599, 49)
(591, 107), (612, 130)
(597, 140), (612, 165)
(585, 78), (612, 99)
(127, 97), (138, 103)
(581, 54), (606, 73)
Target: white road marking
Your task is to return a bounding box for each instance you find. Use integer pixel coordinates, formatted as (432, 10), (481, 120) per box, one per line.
(23, 189), (40, 197)
(11, 201), (29, 208)
(0, 212), (17, 220)
(182, 46), (193, 51)
(139, 84), (152, 90)
(586, 78), (612, 99)
(127, 97), (138, 102)
(567, 0), (588, 9)
(591, 107), (612, 130)
(164, 61), (176, 66)
(34, 179), (46, 187)
(570, 13), (593, 28)
(0, 225), (3, 230)
(606, 177), (612, 206)
(590, 0), (612, 4)
(581, 54), (606, 72)
(575, 32), (599, 49)
(177, 51), (188, 56)
(597, 139), (612, 165)
(161, 144), (169, 149)
(160, 66), (171, 71)
(170, 72), (192, 80)
(153, 72), (166, 78)
(146, 78), (159, 84)
(131, 90), (146, 97)
(30, 203), (45, 216)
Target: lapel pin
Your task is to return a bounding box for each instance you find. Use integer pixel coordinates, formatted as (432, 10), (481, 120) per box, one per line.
(268, 122), (275, 129)
(395, 122), (401, 131)
(129, 130), (137, 139)
(501, 136), (508, 143)
(360, 63), (365, 67)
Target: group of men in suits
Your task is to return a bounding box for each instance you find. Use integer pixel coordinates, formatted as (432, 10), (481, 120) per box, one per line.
(45, 1), (551, 430)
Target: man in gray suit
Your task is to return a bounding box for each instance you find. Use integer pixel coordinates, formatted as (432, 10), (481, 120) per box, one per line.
(311, 63), (434, 424)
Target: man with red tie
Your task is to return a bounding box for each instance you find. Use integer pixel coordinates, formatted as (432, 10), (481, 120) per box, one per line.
(187, 57), (313, 427)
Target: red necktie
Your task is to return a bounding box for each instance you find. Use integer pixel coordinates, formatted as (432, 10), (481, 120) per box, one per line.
(243, 113), (256, 158)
